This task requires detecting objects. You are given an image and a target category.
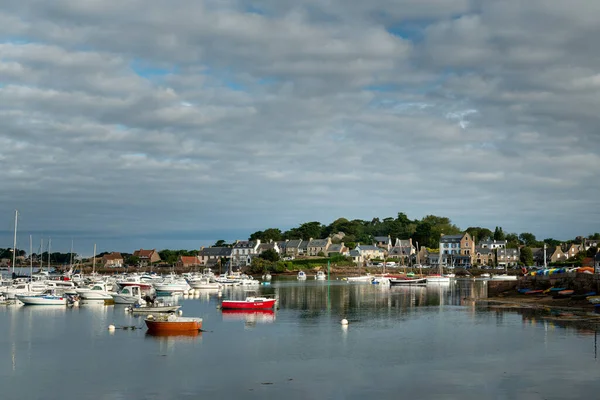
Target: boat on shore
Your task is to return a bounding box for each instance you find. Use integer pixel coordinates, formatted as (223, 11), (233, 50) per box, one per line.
(145, 314), (203, 333)
(221, 296), (277, 310)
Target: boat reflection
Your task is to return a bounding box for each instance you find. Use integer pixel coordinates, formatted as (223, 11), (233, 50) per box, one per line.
(221, 309), (275, 324)
(145, 330), (203, 339)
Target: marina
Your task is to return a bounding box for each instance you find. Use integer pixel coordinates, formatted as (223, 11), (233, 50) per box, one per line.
(1, 276), (599, 399)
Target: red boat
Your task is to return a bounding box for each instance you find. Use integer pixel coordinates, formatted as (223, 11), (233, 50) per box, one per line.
(221, 296), (277, 310)
(145, 314), (203, 333)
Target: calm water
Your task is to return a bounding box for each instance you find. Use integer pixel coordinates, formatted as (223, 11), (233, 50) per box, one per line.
(1, 279), (599, 400)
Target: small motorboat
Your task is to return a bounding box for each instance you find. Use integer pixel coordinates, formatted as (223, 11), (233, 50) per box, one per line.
(315, 271), (326, 280)
(524, 290), (544, 295)
(76, 283), (113, 301)
(297, 271), (307, 280)
(145, 314), (203, 334)
(221, 296), (277, 310)
(111, 285), (147, 305)
(262, 272), (272, 281)
(127, 303), (181, 314)
(16, 289), (68, 306)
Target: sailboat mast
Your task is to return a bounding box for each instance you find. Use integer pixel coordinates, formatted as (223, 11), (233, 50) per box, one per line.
(40, 238), (44, 274)
(92, 244), (96, 275)
(11, 210), (18, 275)
(48, 238), (51, 272)
(29, 235), (33, 280)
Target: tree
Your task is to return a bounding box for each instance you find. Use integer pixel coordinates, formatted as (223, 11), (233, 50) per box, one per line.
(493, 226), (505, 241)
(466, 227), (493, 243)
(519, 232), (538, 247)
(587, 246), (598, 257)
(214, 240), (229, 247)
(258, 249), (280, 262)
(543, 238), (561, 248)
(249, 228), (282, 242)
(520, 247), (533, 266)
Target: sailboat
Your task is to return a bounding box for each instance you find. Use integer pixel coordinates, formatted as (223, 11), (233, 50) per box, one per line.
(427, 242), (451, 284)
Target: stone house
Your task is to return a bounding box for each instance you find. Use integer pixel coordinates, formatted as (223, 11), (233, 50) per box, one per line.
(548, 245), (567, 263)
(257, 242), (281, 254)
(497, 248), (519, 268)
(198, 246), (232, 266)
(298, 240), (310, 256)
(439, 233), (475, 267)
(102, 252), (123, 268)
(565, 243), (582, 259)
(374, 236), (393, 252)
(307, 238), (331, 256)
(133, 249), (161, 266)
(474, 247), (494, 267)
(176, 255), (201, 268)
(354, 244), (385, 263)
(327, 243), (349, 257)
(284, 239), (303, 257)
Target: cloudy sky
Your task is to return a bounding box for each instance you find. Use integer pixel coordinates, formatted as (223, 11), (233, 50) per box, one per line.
(1, 0), (599, 254)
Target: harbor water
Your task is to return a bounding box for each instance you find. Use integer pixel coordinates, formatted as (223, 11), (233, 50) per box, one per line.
(1, 279), (599, 399)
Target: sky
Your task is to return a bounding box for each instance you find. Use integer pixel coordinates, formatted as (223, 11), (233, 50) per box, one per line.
(1, 1), (599, 255)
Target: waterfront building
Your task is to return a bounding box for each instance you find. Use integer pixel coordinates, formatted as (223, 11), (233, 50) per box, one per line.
(133, 249), (161, 266)
(231, 240), (261, 267)
(439, 232), (475, 267)
(102, 252), (123, 268)
(374, 235), (392, 252)
(307, 238), (331, 256)
(198, 246), (232, 266)
(497, 248), (519, 268)
(176, 255), (201, 268)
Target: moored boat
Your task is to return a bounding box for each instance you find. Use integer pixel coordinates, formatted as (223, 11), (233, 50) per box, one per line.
(315, 271), (326, 280)
(221, 296), (277, 310)
(389, 277), (427, 286)
(16, 289), (68, 305)
(297, 271), (307, 280)
(145, 314), (203, 333)
(127, 304), (181, 314)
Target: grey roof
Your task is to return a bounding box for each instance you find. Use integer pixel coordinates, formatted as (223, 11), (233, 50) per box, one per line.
(286, 239), (302, 248)
(199, 247), (232, 257)
(299, 240), (310, 249)
(349, 249), (360, 257)
(357, 245), (383, 252)
(233, 241), (257, 249)
(440, 235), (463, 243)
(327, 244), (344, 252)
(308, 239), (329, 247)
(374, 236), (390, 242)
(475, 247), (493, 255)
(258, 243), (277, 251)
(276, 241), (287, 249)
(395, 239), (412, 247)
(389, 247), (411, 255)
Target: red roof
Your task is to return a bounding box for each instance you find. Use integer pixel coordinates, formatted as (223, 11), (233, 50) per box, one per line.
(103, 252), (122, 261)
(179, 256), (199, 264)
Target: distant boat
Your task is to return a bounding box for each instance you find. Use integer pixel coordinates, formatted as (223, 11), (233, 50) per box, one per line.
(145, 314), (203, 334)
(127, 304), (181, 314)
(389, 277), (427, 286)
(315, 271), (326, 280)
(16, 289), (68, 305)
(221, 296), (277, 310)
(297, 271), (307, 280)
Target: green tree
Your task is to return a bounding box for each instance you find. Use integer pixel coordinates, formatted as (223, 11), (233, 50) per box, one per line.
(505, 233), (520, 246)
(493, 226), (505, 241)
(258, 249), (280, 262)
(543, 238), (561, 248)
(586, 246), (598, 257)
(519, 232), (538, 247)
(466, 227), (493, 243)
(520, 247), (533, 266)
(125, 255), (140, 266)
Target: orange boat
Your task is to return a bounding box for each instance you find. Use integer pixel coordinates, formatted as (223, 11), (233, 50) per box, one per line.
(144, 314), (203, 334)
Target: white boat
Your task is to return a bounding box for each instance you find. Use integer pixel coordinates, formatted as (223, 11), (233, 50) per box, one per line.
(187, 276), (221, 290)
(315, 271), (326, 280)
(389, 277), (428, 286)
(111, 285), (147, 305)
(153, 278), (191, 295)
(262, 272), (272, 281)
(238, 275), (260, 286)
(1, 282), (47, 300)
(76, 283), (113, 300)
(491, 274), (518, 281)
(346, 274), (372, 282)
(127, 304), (181, 314)
(426, 275), (451, 283)
(297, 271), (307, 280)
(17, 289), (68, 305)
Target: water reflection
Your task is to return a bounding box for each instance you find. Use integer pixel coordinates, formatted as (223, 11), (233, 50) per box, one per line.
(221, 309), (275, 326)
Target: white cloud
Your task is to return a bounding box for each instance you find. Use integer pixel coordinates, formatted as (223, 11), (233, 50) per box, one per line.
(1, 0), (599, 252)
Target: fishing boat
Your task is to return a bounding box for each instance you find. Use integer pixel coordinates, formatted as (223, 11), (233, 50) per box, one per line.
(111, 285), (147, 305)
(221, 296), (277, 310)
(16, 289), (68, 305)
(297, 271), (307, 280)
(127, 304), (181, 314)
(145, 314), (203, 333)
(389, 277), (427, 286)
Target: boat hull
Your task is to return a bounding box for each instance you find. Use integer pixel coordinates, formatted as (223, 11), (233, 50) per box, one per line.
(389, 278), (427, 286)
(130, 305), (181, 314)
(145, 317), (202, 333)
(17, 295), (67, 305)
(221, 299), (277, 310)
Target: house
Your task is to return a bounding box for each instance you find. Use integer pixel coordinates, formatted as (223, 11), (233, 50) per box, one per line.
(276, 241), (287, 254)
(439, 233), (475, 267)
(307, 238), (331, 256)
(284, 239), (303, 257)
(565, 243), (581, 259)
(133, 249), (161, 266)
(176, 255), (201, 268)
(257, 242), (281, 254)
(198, 246), (232, 267)
(393, 239), (415, 255)
(102, 252), (123, 268)
(479, 240), (507, 249)
(374, 236), (392, 252)
(474, 247), (494, 267)
(388, 246), (411, 263)
(327, 243), (349, 257)
(298, 240), (310, 256)
(497, 248), (519, 268)
(354, 244), (385, 263)
(584, 239), (599, 251)
(548, 245), (566, 263)
(231, 240), (261, 267)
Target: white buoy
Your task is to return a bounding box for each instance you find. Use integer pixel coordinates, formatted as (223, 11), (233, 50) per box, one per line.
(341, 319), (349, 325)
(108, 324), (116, 331)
